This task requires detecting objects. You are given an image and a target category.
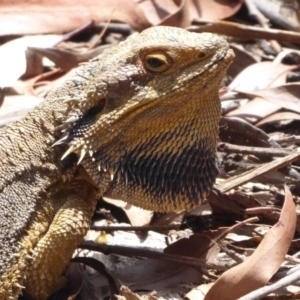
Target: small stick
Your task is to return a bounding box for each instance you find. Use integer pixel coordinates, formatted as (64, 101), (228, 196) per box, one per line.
(188, 20), (300, 45)
(244, 0), (281, 52)
(273, 135), (300, 146)
(218, 142), (290, 157)
(79, 241), (231, 271)
(88, 10), (115, 50)
(216, 151), (300, 193)
(244, 207), (281, 214)
(239, 266), (300, 300)
(90, 224), (181, 232)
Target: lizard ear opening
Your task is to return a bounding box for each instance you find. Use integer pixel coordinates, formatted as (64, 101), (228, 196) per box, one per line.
(71, 98), (106, 137)
(86, 98), (106, 118)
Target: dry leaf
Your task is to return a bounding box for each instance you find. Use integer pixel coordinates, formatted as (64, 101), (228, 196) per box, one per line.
(219, 117), (280, 148)
(0, 0), (150, 35)
(91, 256), (203, 294)
(249, 84), (300, 114)
(252, 0), (300, 31)
(256, 111), (300, 127)
(164, 229), (228, 263)
(229, 62), (295, 92)
(138, 0), (243, 28)
(0, 35), (62, 86)
(28, 46), (108, 71)
(227, 44), (258, 79)
(227, 62), (297, 122)
(117, 286), (158, 300)
(103, 198), (153, 226)
(72, 257), (119, 299)
(160, 0), (191, 28)
(0, 95), (42, 126)
(185, 283), (214, 300)
(204, 186), (296, 300)
(64, 263), (84, 300)
(139, 0), (190, 28)
(189, 0), (243, 20)
(226, 97), (281, 124)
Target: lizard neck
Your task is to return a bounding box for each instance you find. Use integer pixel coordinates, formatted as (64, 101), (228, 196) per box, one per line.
(83, 86), (221, 211)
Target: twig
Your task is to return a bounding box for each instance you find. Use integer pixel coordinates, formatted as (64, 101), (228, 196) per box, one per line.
(216, 151), (300, 193)
(244, 0), (269, 25)
(244, 0), (281, 52)
(195, 217), (259, 248)
(219, 117), (281, 149)
(285, 255), (300, 265)
(273, 264), (300, 280)
(94, 23), (134, 36)
(244, 207), (281, 214)
(90, 224), (181, 232)
(88, 10), (115, 50)
(218, 242), (245, 264)
(54, 20), (94, 47)
(188, 20), (300, 44)
(218, 142), (290, 157)
(72, 257), (119, 300)
(238, 266), (300, 300)
(273, 135), (300, 146)
(292, 250), (300, 259)
(217, 217), (259, 241)
(79, 241), (231, 271)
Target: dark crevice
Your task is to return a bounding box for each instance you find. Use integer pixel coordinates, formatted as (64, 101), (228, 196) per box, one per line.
(84, 98), (106, 119)
(71, 98), (106, 138)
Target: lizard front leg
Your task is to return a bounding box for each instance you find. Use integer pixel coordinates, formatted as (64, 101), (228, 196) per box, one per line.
(23, 183), (98, 300)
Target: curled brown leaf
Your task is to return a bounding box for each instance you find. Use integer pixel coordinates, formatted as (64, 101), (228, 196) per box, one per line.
(204, 186), (296, 300)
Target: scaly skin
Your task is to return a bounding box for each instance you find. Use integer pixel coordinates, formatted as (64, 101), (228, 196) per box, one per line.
(0, 26), (234, 299)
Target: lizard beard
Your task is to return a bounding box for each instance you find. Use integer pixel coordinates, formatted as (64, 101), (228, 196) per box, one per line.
(98, 134), (219, 211)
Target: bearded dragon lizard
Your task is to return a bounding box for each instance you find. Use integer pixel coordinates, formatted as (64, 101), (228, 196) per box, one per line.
(0, 26), (234, 299)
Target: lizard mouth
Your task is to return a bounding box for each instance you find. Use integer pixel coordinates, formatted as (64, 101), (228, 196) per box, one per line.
(174, 47), (234, 93)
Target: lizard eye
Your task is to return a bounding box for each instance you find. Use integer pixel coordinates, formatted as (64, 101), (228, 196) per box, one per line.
(147, 57), (164, 68)
(144, 51), (172, 73)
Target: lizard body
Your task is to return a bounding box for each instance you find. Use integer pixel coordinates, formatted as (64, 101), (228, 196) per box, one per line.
(0, 26), (234, 299)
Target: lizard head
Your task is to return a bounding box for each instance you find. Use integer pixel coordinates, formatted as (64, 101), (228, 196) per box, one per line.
(53, 26), (234, 212)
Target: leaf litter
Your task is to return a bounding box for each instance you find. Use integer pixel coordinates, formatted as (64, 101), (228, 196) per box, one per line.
(1, 0), (300, 299)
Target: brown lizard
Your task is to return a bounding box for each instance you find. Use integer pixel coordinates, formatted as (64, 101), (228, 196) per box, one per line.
(0, 26), (234, 300)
